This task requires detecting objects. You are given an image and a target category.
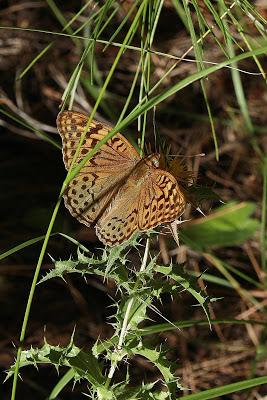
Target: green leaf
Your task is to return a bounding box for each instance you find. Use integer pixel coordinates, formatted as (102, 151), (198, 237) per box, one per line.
(155, 264), (211, 325)
(115, 381), (169, 400)
(6, 340), (104, 387)
(129, 340), (183, 391)
(38, 245), (130, 285)
(68, 349), (104, 385)
(181, 202), (259, 251)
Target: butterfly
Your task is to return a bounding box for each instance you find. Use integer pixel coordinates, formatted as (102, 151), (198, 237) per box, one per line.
(57, 111), (186, 246)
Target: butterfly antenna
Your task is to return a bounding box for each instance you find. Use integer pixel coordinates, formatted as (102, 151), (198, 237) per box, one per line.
(169, 153), (206, 158)
(153, 106), (165, 155)
(153, 106), (157, 153)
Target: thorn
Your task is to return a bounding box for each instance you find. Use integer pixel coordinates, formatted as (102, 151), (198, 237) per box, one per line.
(47, 253), (55, 262)
(196, 207), (206, 216)
(170, 220), (179, 246)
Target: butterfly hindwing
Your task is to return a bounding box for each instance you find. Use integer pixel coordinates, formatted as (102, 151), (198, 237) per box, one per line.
(96, 167), (186, 246)
(96, 184), (140, 246)
(139, 169), (186, 230)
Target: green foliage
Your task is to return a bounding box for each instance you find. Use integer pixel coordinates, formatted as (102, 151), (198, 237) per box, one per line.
(7, 338), (105, 387)
(9, 239), (213, 399)
(181, 202), (260, 251)
(9, 210), (263, 398)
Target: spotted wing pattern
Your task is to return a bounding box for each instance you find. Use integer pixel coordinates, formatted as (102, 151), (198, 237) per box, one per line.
(138, 169), (186, 230)
(96, 165), (186, 246)
(96, 183), (140, 246)
(57, 111), (141, 226)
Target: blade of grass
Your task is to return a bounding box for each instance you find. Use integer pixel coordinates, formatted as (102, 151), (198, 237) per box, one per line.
(63, 0), (94, 32)
(68, 43), (267, 184)
(238, 29), (267, 83)
(18, 43), (53, 80)
(167, 0), (238, 74)
(0, 108), (61, 149)
(88, 0), (115, 84)
(204, 253), (258, 306)
(102, 1), (138, 52)
(261, 157), (267, 276)
(192, 0), (230, 57)
(73, 5), (102, 36)
(0, 233), (90, 261)
(188, 270), (233, 288)
(239, 0), (267, 33)
(220, 2), (264, 156)
(171, 0), (188, 29)
(0, 235), (52, 261)
(48, 369), (75, 400)
(0, 26), (264, 77)
(19, 0), (96, 80)
(222, 5), (254, 135)
(182, 0), (219, 160)
(10, 200), (61, 400)
(46, 0), (74, 36)
(221, 260), (263, 289)
(61, 41), (92, 109)
(62, 1), (120, 109)
(95, 317), (267, 354)
(117, 56), (142, 125)
(86, 4), (119, 92)
(202, 0), (228, 45)
(138, 0), (164, 154)
(179, 375), (267, 399)
(140, 318), (267, 336)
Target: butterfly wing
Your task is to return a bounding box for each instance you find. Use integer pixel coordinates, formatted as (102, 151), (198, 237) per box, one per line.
(57, 111), (141, 226)
(96, 183), (140, 246)
(96, 166), (186, 246)
(138, 169), (186, 231)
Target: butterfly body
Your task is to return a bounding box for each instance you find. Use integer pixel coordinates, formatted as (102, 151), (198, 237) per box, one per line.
(126, 154), (159, 187)
(57, 111), (186, 246)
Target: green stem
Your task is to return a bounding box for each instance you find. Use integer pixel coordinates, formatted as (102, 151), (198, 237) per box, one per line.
(11, 199), (61, 400)
(105, 238), (150, 388)
(261, 157), (267, 277)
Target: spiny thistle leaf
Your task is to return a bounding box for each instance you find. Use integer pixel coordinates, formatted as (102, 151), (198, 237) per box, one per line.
(39, 247), (130, 285)
(155, 264), (212, 325)
(115, 381), (170, 399)
(6, 339), (104, 387)
(127, 339), (184, 392)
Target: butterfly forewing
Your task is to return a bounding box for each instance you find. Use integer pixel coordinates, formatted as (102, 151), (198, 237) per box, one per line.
(57, 111), (141, 225)
(57, 111), (141, 168)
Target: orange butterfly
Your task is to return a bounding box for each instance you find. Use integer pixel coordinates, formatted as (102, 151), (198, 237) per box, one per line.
(57, 111), (186, 246)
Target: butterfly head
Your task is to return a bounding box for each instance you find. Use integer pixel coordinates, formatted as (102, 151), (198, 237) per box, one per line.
(145, 153), (160, 168)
